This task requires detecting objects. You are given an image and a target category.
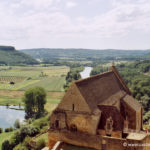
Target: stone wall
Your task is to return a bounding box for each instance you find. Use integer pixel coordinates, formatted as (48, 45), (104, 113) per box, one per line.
(50, 110), (101, 135)
(57, 83), (91, 112)
(49, 130), (150, 150)
(66, 111), (100, 135)
(50, 112), (67, 129)
(49, 130), (103, 150)
(121, 99), (136, 130)
(136, 109), (142, 131)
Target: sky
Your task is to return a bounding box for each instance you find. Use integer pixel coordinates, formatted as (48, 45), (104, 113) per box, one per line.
(0, 0), (150, 50)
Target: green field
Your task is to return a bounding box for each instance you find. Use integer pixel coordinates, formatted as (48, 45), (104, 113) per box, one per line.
(0, 132), (14, 150)
(0, 96), (23, 106)
(0, 90), (63, 107)
(0, 66), (69, 91)
(20, 76), (65, 91)
(0, 65), (67, 106)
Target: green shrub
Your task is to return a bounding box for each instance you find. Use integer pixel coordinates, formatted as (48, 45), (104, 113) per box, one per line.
(14, 119), (21, 129)
(27, 118), (33, 124)
(13, 131), (21, 145)
(36, 138), (46, 150)
(1, 139), (15, 150)
(32, 115), (48, 129)
(23, 136), (32, 148)
(13, 144), (28, 150)
(13, 136), (31, 150)
(9, 127), (14, 132)
(0, 127), (3, 133)
(39, 122), (47, 129)
(20, 126), (40, 142)
(2, 140), (11, 150)
(5, 127), (14, 132)
(5, 128), (10, 132)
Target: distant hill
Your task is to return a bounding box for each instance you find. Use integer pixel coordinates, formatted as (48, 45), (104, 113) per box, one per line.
(20, 48), (150, 63)
(0, 46), (38, 65)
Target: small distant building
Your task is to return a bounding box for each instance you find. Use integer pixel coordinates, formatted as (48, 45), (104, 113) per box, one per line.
(49, 66), (150, 150)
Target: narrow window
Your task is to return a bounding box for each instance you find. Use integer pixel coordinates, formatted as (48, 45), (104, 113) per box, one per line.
(55, 120), (59, 128)
(72, 104), (75, 111)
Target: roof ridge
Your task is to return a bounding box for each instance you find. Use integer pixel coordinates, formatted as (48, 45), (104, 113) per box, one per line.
(73, 83), (92, 112)
(74, 70), (113, 84)
(110, 66), (132, 95)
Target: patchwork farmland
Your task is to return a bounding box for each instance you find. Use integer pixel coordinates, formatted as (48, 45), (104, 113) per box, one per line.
(0, 66), (69, 91)
(0, 65), (68, 107)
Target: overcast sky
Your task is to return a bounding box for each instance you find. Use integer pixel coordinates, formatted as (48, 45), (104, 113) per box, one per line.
(0, 0), (150, 49)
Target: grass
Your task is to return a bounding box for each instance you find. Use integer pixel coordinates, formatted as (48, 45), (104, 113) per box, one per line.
(0, 89), (64, 106)
(0, 96), (23, 106)
(45, 101), (60, 113)
(0, 66), (69, 77)
(0, 132), (14, 150)
(35, 132), (49, 144)
(0, 66), (69, 91)
(0, 76), (26, 83)
(0, 80), (40, 90)
(20, 77), (66, 92)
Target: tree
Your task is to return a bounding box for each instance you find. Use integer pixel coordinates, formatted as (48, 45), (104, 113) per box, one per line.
(0, 128), (3, 133)
(36, 138), (46, 150)
(23, 87), (46, 118)
(2, 140), (11, 150)
(14, 119), (21, 129)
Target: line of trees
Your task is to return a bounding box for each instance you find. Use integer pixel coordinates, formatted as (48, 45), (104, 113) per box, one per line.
(63, 66), (83, 91)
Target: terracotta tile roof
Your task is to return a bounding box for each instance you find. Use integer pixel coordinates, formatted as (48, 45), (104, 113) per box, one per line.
(99, 90), (126, 106)
(75, 70), (125, 111)
(58, 66), (141, 113)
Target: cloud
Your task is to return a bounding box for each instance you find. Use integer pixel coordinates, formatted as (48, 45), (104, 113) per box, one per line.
(66, 1), (77, 8)
(0, 0), (150, 48)
(20, 0), (54, 9)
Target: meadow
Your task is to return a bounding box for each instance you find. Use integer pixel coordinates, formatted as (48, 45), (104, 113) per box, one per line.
(0, 65), (68, 106)
(0, 66), (69, 91)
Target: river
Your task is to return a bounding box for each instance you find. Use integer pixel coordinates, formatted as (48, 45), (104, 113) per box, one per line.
(0, 106), (25, 129)
(80, 67), (93, 79)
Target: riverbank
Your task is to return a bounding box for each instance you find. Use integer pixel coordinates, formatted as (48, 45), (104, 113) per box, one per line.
(0, 105), (25, 129)
(0, 91), (63, 130)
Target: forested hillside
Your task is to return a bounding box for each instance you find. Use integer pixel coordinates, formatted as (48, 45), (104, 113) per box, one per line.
(0, 46), (38, 65)
(21, 48), (150, 63)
